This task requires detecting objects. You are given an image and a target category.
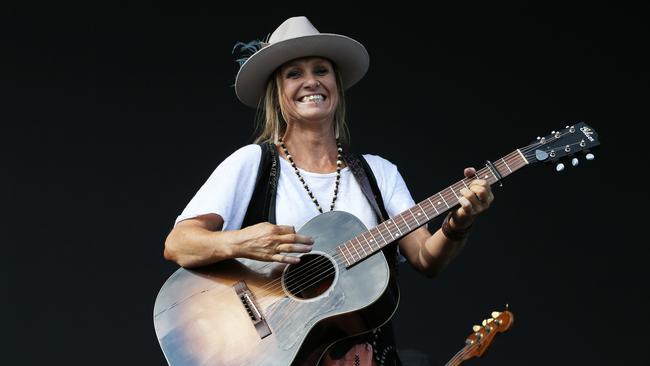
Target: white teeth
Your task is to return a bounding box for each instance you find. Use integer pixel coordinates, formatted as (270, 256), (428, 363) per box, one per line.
(300, 94), (324, 103)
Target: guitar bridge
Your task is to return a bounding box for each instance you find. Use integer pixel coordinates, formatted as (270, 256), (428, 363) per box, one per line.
(233, 281), (272, 339)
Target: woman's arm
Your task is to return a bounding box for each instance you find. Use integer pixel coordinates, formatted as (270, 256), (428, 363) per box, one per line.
(164, 213), (314, 268)
(398, 167), (494, 277)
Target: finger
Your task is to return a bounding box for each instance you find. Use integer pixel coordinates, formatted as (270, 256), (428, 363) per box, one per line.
(270, 254), (301, 264)
(278, 233), (315, 245)
(460, 187), (481, 207)
(468, 185), (488, 202)
(276, 243), (313, 253)
(275, 225), (296, 234)
(458, 196), (473, 215)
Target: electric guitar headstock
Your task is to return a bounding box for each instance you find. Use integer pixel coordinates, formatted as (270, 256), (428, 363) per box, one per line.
(446, 308), (515, 366)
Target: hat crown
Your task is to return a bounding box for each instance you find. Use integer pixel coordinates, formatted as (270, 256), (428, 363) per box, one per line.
(269, 16), (320, 44)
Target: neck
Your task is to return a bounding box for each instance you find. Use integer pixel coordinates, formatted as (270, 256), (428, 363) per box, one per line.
(280, 122), (339, 173)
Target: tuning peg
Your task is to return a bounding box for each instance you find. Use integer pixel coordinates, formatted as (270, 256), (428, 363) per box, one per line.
(585, 153), (595, 160)
(556, 163), (565, 172)
(571, 157), (579, 166)
(491, 311), (501, 318)
(472, 325), (482, 332)
(482, 318), (494, 326)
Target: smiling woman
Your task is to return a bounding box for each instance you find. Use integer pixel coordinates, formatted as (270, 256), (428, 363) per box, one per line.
(157, 16), (494, 366)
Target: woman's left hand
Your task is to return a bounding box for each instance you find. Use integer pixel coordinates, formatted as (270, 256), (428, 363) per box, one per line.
(450, 167), (495, 229)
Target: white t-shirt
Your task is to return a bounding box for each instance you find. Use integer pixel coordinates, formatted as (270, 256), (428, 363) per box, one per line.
(175, 144), (416, 234)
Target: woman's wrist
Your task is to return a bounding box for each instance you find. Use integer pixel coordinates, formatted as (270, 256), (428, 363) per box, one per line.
(441, 212), (473, 241)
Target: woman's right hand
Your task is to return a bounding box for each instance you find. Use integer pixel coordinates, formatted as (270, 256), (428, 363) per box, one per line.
(233, 222), (314, 264)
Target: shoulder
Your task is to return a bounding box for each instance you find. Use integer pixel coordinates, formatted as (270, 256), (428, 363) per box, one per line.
(224, 144), (262, 164)
(360, 153), (399, 175)
(206, 144), (262, 178)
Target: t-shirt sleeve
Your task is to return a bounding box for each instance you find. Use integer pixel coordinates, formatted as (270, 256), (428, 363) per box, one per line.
(363, 154), (416, 264)
(362, 154), (416, 218)
(175, 144), (261, 230)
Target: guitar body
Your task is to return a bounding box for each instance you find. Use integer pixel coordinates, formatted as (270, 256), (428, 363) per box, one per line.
(153, 211), (400, 366)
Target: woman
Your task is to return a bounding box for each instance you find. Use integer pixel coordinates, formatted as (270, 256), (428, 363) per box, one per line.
(164, 16), (494, 366)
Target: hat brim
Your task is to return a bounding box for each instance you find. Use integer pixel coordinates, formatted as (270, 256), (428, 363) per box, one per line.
(234, 33), (369, 108)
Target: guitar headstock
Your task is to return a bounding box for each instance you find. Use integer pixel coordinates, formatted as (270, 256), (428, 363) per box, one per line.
(463, 309), (514, 359)
(525, 122), (600, 171)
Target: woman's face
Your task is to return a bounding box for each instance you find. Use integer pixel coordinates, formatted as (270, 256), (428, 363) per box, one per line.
(277, 57), (339, 124)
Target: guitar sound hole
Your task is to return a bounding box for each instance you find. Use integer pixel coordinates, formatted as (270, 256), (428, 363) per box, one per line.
(283, 253), (336, 300)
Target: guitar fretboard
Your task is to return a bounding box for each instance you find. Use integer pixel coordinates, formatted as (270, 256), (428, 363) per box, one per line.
(337, 149), (528, 267)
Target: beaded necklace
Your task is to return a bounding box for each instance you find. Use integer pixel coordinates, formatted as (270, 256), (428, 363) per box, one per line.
(278, 138), (342, 213)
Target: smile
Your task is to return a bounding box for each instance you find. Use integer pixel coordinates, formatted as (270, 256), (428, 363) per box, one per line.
(298, 94), (326, 103)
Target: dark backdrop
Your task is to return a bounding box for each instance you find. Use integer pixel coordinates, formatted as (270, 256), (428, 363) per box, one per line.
(3, 3), (648, 365)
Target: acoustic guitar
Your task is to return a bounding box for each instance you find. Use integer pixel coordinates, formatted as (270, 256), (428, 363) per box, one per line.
(445, 308), (514, 366)
(154, 122), (599, 365)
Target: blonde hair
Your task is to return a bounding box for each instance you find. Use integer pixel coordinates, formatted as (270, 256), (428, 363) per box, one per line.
(252, 64), (350, 147)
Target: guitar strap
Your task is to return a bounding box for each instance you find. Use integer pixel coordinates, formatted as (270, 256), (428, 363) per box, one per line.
(242, 141), (280, 228)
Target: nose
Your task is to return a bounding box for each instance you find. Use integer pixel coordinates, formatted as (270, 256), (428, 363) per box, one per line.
(305, 79), (320, 89)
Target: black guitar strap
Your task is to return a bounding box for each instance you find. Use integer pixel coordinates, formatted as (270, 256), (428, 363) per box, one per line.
(242, 141), (280, 228)
(343, 151), (389, 223)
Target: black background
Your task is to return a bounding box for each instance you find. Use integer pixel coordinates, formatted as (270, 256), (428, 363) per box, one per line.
(3, 2), (648, 365)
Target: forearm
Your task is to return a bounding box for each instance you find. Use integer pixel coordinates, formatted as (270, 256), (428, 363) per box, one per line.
(416, 228), (468, 277)
(164, 225), (239, 268)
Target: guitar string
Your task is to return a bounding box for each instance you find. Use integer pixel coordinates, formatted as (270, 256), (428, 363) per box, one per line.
(256, 158), (510, 301)
(253, 140), (556, 307)
(263, 139), (589, 313)
(263, 138), (587, 326)
(257, 154), (530, 309)
(251, 135), (586, 309)
(252, 142), (550, 309)
(446, 318), (509, 366)
(255, 168), (495, 308)
(257, 149), (553, 319)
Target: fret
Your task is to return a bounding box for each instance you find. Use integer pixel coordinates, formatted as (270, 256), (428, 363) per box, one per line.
(408, 207), (421, 225)
(449, 186), (460, 201)
(355, 236), (368, 256)
(373, 227), (387, 247)
(501, 157), (512, 173)
(516, 149), (529, 165)
(365, 232), (379, 250)
(385, 219), (402, 238)
(362, 231), (378, 251)
(416, 204), (430, 220)
(338, 246), (351, 266)
(399, 212), (411, 231)
(438, 192), (450, 209)
(427, 197), (440, 214)
(368, 226), (387, 246)
(350, 240), (361, 260)
(343, 242), (355, 262)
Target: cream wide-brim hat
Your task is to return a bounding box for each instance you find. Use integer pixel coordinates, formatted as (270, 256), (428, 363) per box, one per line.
(234, 16), (370, 108)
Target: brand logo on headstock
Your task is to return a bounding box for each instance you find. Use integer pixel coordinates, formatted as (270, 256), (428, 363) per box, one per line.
(580, 126), (595, 142)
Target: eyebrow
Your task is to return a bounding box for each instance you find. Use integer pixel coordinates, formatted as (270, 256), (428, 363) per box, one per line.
(284, 59), (329, 69)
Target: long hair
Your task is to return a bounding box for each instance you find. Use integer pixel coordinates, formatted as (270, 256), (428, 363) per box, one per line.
(252, 64), (350, 147)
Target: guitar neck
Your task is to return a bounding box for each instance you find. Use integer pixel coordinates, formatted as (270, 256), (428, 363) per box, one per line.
(337, 149), (529, 267)
(445, 344), (473, 366)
